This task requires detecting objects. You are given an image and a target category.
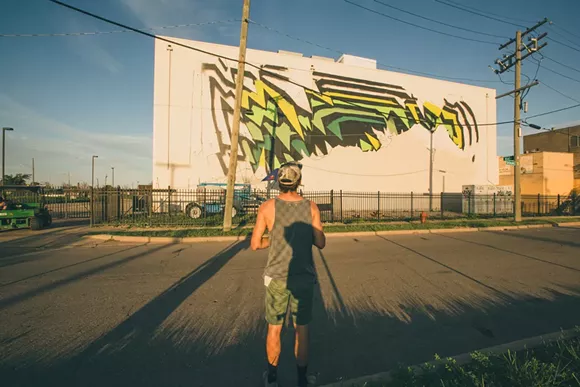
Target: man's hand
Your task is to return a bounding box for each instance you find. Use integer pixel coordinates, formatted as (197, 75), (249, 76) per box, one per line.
(251, 202), (270, 250)
(311, 202), (326, 249)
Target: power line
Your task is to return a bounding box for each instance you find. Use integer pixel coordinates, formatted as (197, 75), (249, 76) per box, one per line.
(521, 57), (541, 102)
(540, 82), (580, 104)
(523, 122), (579, 140)
(548, 28), (580, 50)
(47, 0), (571, 129)
(432, 0), (580, 60)
(551, 22), (580, 40)
(496, 71), (515, 86)
(372, 0), (508, 39)
(248, 20), (506, 84)
(438, 0), (535, 24)
(544, 56), (580, 74)
(343, 0), (499, 45)
(525, 102), (580, 119)
(547, 37), (580, 54)
(302, 165), (429, 177)
(247, 20), (341, 56)
(538, 62), (580, 84)
(0, 20), (240, 37)
(433, 0), (526, 28)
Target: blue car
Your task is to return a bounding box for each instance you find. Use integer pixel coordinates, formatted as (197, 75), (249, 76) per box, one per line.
(185, 183), (266, 219)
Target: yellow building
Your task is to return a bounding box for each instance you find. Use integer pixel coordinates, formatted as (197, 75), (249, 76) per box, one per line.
(523, 125), (580, 191)
(499, 152), (574, 195)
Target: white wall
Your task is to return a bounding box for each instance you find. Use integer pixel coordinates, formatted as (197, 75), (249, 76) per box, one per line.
(153, 37), (498, 193)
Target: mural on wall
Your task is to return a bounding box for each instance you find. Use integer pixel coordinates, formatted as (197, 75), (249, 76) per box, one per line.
(203, 59), (480, 174)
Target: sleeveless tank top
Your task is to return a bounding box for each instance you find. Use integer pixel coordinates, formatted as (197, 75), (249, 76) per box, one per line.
(264, 198), (315, 284)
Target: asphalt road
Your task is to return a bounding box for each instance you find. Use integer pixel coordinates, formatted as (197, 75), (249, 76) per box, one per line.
(1, 225), (580, 386)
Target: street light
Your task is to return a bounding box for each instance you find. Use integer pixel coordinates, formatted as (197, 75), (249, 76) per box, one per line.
(91, 155), (98, 227)
(2, 127), (14, 185)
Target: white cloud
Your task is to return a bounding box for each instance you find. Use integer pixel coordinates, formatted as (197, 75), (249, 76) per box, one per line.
(120, 0), (196, 28)
(73, 40), (123, 74)
(118, 0), (231, 39)
(0, 94), (152, 184)
(64, 18), (123, 74)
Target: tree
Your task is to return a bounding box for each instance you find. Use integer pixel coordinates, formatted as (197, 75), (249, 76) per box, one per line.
(1, 173), (31, 185)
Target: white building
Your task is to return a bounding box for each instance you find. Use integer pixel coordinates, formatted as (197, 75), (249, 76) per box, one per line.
(152, 37), (498, 193)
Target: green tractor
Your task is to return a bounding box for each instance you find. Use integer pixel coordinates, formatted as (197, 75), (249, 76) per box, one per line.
(0, 185), (53, 231)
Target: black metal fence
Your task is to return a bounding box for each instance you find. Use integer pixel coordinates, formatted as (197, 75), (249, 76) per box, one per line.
(37, 187), (579, 226)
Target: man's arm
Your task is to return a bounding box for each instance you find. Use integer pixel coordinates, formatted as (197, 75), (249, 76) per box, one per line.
(251, 202), (271, 251)
(311, 202), (326, 249)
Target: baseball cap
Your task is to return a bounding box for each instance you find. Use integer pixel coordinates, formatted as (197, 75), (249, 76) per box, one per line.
(277, 162), (302, 187)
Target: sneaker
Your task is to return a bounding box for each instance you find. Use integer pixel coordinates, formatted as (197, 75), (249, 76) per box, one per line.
(297, 374), (317, 387)
(263, 371), (278, 387)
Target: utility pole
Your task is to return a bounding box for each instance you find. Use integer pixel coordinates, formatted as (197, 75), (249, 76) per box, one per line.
(513, 30), (523, 222)
(429, 129), (434, 212)
(223, 0), (251, 231)
(111, 167), (115, 187)
(167, 44), (173, 170)
(32, 158), (35, 185)
(2, 127), (14, 186)
(91, 155), (98, 227)
(492, 18), (548, 222)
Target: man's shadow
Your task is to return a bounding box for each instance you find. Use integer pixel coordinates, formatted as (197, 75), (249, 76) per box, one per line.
(64, 237), (251, 381)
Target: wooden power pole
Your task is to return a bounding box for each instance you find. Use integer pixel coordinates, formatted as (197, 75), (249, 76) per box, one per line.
(493, 18), (548, 222)
(223, 0), (251, 232)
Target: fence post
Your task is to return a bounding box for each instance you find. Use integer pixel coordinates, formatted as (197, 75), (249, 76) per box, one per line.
(377, 191), (380, 222)
(330, 190), (334, 223)
(493, 193), (496, 217)
(168, 186), (172, 218)
(116, 186), (121, 221)
(340, 190), (343, 223)
(537, 193), (541, 216)
(90, 186), (93, 227)
(149, 188), (153, 227)
(65, 189), (69, 219)
(410, 192), (414, 220)
(468, 194), (472, 216)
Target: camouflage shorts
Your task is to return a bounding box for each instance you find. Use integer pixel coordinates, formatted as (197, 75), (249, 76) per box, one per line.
(265, 278), (314, 326)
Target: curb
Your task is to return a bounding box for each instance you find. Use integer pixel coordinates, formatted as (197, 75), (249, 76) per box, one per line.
(557, 221), (580, 227)
(82, 221), (574, 244)
(82, 234), (249, 244)
(321, 327), (580, 387)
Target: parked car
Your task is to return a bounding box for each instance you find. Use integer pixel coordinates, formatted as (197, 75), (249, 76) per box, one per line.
(185, 183), (266, 219)
(0, 185), (52, 230)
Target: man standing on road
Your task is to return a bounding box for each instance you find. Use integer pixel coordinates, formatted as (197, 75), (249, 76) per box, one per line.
(251, 162), (326, 387)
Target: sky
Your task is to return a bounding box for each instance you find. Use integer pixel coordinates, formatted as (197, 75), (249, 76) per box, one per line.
(1, 0), (579, 187)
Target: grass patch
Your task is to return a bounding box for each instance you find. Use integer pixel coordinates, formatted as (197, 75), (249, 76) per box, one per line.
(362, 331), (580, 387)
(88, 217), (579, 238)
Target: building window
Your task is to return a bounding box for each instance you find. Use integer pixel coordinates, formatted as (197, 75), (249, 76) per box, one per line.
(571, 135), (580, 148)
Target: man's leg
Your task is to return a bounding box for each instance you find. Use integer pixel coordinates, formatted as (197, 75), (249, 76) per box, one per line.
(266, 324), (283, 378)
(290, 281), (314, 387)
(265, 279), (290, 385)
(294, 324), (309, 386)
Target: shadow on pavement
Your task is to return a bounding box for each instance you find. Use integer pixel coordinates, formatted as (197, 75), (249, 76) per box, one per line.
(378, 235), (508, 298)
(0, 244), (172, 310)
(0, 245), (145, 287)
(437, 233), (580, 273)
(488, 230), (580, 249)
(0, 220), (90, 252)
(2, 236), (580, 386)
